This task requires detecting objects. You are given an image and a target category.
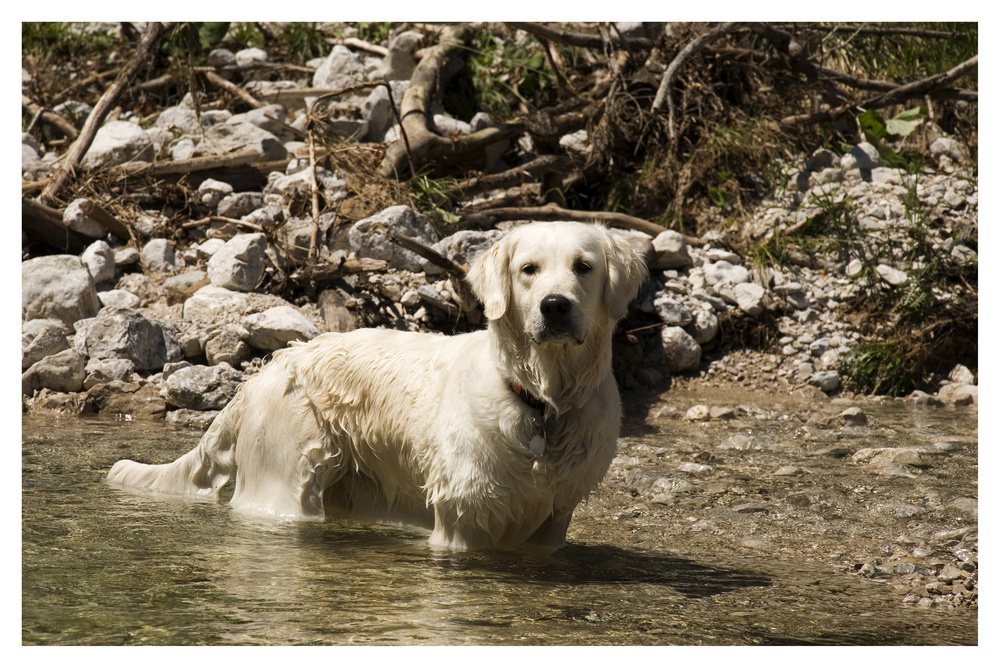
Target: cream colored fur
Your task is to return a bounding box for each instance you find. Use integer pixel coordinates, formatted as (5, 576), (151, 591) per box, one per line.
(106, 222), (647, 550)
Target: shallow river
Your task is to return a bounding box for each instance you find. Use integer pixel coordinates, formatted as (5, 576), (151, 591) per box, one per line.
(22, 392), (977, 645)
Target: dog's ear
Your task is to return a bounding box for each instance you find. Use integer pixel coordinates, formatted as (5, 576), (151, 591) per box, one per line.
(467, 235), (511, 320)
(602, 228), (649, 320)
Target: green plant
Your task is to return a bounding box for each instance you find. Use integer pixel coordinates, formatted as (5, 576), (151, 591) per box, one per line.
(22, 22), (117, 62)
(856, 106), (926, 172)
(840, 341), (924, 396)
(356, 22), (391, 44)
(280, 23), (326, 61)
(408, 170), (461, 228)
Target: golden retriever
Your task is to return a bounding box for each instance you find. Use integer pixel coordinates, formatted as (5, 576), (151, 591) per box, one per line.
(107, 221), (647, 550)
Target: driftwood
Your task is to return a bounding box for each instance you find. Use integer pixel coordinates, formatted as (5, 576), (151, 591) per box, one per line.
(39, 22), (174, 207)
(507, 22), (654, 52)
(652, 22), (738, 141)
(445, 155), (572, 200)
(22, 197), (88, 254)
(77, 199), (132, 241)
(21, 95), (79, 141)
(202, 69), (266, 109)
(781, 54), (979, 128)
(379, 25), (524, 179)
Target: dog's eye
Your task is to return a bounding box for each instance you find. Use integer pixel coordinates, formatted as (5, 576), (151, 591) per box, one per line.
(573, 260), (592, 275)
(522, 263), (537, 276)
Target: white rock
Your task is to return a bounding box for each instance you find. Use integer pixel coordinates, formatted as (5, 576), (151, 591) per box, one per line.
(840, 142), (881, 170)
(141, 238), (178, 274)
(22, 325), (70, 369)
(235, 47), (268, 68)
(22, 349), (86, 395)
(62, 199), (107, 238)
(83, 357), (136, 389)
(661, 326), (702, 372)
(689, 309), (719, 345)
(876, 263), (908, 286)
(650, 230), (691, 270)
(82, 240), (116, 284)
(349, 206), (441, 274)
(81, 120), (154, 169)
(243, 305), (320, 351)
(98, 289), (141, 310)
(703, 260), (750, 286)
(80, 307), (182, 371)
(734, 282), (766, 315)
(162, 363), (244, 411)
(313, 45), (367, 89)
(198, 178), (235, 209)
(22, 255), (100, 327)
(207, 233), (268, 291)
(197, 121), (287, 162)
(183, 285), (251, 322)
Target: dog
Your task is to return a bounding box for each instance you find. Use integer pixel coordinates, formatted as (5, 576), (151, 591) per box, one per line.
(107, 221), (648, 550)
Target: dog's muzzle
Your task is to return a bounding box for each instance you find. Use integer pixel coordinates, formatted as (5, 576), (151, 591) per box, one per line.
(536, 294), (583, 344)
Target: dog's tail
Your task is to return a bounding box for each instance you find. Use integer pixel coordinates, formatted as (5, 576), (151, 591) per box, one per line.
(106, 390), (244, 498)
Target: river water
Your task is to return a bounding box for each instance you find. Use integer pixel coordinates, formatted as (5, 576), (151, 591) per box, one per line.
(21, 392), (978, 645)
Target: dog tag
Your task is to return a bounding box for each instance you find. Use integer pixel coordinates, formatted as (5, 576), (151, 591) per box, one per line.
(528, 434), (545, 457)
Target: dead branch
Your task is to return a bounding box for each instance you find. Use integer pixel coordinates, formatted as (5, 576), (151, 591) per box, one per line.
(21, 95), (79, 141)
(290, 257), (388, 289)
(39, 22), (174, 207)
(652, 22), (738, 141)
(507, 22), (653, 51)
(388, 231), (467, 277)
(77, 199), (132, 241)
(781, 54), (979, 128)
(202, 70), (266, 109)
(465, 202), (670, 238)
(776, 24), (972, 41)
(22, 197), (88, 253)
(446, 155), (572, 200)
(379, 25), (525, 179)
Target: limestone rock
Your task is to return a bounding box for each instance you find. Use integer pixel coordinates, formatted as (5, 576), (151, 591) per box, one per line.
(22, 255), (100, 327)
(162, 363), (244, 411)
(207, 233), (268, 291)
(243, 305), (320, 351)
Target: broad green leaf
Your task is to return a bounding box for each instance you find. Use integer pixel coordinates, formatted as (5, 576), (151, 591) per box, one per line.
(885, 106), (927, 138)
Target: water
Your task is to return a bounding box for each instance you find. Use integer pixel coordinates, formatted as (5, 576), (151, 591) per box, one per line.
(22, 397), (978, 645)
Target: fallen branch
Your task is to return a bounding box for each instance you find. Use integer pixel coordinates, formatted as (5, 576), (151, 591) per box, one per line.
(22, 197), (88, 253)
(652, 22), (738, 141)
(387, 231), (467, 277)
(507, 22), (654, 51)
(39, 22), (174, 206)
(446, 155), (572, 200)
(21, 95), (79, 141)
(781, 54), (979, 128)
(202, 70), (266, 109)
(465, 202), (671, 239)
(379, 25), (524, 179)
(77, 199), (132, 241)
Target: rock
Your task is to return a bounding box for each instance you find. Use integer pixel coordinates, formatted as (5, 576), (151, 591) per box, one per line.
(114, 246), (140, 267)
(839, 406), (868, 426)
(235, 46), (268, 68)
(938, 383), (977, 406)
(22, 255), (100, 327)
(182, 285), (251, 322)
(22, 325), (70, 369)
(312, 45), (367, 89)
(709, 406), (736, 420)
(378, 30), (423, 80)
(81, 120), (154, 169)
(198, 178), (235, 210)
(840, 142), (882, 170)
(948, 364), (976, 386)
(734, 282), (766, 316)
(876, 263), (908, 286)
(433, 229), (505, 267)
(362, 80), (409, 142)
(87, 381), (167, 420)
(689, 309), (719, 345)
(805, 148), (837, 172)
(161, 271), (210, 299)
(243, 305), (320, 351)
(684, 405), (710, 421)
(22, 349), (86, 395)
(703, 260), (750, 286)
(204, 327), (252, 366)
(808, 370), (841, 393)
(653, 296), (693, 326)
(207, 48), (235, 68)
(906, 390), (944, 407)
(661, 326), (701, 372)
(162, 363), (244, 411)
(79, 307), (181, 371)
(83, 358), (135, 390)
(929, 137), (966, 166)
(82, 240), (116, 284)
(216, 191), (265, 219)
(63, 199), (107, 238)
(853, 447), (925, 467)
(349, 206), (441, 273)
(559, 129), (591, 155)
(206, 233), (268, 291)
(140, 238), (178, 274)
(197, 121), (287, 162)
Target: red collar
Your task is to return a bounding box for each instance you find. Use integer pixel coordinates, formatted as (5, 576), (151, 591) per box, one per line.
(509, 381), (545, 410)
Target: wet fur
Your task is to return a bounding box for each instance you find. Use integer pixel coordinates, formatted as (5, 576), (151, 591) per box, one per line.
(107, 222), (647, 550)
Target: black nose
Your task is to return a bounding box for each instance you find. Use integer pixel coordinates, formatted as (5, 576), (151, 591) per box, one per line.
(540, 294), (572, 320)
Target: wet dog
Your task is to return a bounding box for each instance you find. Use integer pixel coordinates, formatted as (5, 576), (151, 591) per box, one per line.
(107, 222), (647, 549)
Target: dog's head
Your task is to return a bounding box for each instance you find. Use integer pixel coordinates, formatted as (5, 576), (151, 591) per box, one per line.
(467, 222), (648, 345)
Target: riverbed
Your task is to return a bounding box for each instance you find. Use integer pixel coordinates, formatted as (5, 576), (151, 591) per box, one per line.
(21, 389), (977, 645)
